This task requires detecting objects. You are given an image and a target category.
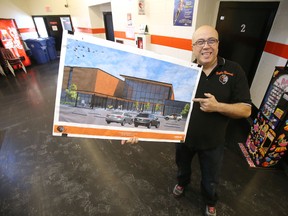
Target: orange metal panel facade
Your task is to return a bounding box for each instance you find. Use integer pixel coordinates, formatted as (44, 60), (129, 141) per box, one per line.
(63, 66), (124, 97)
(94, 69), (124, 97)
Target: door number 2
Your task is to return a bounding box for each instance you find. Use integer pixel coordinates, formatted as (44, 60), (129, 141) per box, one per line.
(241, 24), (246, 32)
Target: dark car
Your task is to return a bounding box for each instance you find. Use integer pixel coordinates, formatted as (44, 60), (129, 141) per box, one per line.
(106, 111), (134, 126)
(134, 113), (160, 129)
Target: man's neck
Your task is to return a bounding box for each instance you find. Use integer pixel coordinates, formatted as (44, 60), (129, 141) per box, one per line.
(202, 58), (217, 76)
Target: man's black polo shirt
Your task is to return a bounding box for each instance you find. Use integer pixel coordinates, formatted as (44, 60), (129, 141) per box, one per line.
(184, 57), (251, 150)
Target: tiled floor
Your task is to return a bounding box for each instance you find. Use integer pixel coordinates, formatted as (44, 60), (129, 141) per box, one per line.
(0, 60), (287, 216)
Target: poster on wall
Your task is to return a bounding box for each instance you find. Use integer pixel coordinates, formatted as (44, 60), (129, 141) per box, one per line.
(173, 0), (194, 26)
(138, 0), (145, 15)
(0, 19), (31, 66)
(126, 13), (135, 39)
(53, 32), (202, 142)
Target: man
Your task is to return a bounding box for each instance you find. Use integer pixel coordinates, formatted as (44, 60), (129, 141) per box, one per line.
(122, 25), (252, 216)
(173, 25), (251, 216)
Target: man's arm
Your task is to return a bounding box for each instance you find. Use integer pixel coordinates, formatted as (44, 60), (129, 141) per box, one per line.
(193, 93), (251, 119)
(215, 102), (251, 119)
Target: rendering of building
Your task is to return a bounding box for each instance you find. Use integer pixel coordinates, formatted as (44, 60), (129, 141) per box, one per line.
(62, 66), (188, 115)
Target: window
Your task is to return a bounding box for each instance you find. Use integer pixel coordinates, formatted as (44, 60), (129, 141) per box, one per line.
(33, 17), (48, 37)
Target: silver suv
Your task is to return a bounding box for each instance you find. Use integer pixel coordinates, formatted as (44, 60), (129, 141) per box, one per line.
(134, 113), (160, 129)
(106, 111), (134, 126)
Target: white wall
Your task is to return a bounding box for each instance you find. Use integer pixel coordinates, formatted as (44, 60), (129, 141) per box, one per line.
(66, 0), (92, 29)
(87, 0), (111, 7)
(27, 0), (70, 15)
(194, 0), (218, 27)
(111, 0), (196, 61)
(87, 3), (111, 38)
(147, 0), (195, 61)
(26, 0), (110, 38)
(0, 0), (38, 39)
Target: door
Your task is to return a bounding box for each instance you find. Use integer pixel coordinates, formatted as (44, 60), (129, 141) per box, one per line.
(215, 2), (279, 87)
(44, 16), (63, 51)
(33, 15), (73, 51)
(103, 12), (115, 42)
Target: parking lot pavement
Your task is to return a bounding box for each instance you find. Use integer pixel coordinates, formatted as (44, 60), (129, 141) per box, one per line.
(58, 105), (186, 131)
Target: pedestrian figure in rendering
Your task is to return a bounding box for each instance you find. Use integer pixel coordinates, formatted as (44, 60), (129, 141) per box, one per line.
(90, 94), (96, 109)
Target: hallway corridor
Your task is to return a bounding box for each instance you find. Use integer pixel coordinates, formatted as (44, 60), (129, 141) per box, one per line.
(0, 60), (287, 216)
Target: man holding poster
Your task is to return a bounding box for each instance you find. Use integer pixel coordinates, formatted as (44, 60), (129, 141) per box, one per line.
(123, 25), (251, 216)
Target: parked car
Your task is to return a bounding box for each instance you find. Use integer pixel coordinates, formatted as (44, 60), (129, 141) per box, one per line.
(106, 111), (134, 126)
(134, 113), (160, 129)
(164, 113), (182, 121)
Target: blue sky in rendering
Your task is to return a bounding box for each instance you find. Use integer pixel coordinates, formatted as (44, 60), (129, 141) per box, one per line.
(64, 38), (200, 102)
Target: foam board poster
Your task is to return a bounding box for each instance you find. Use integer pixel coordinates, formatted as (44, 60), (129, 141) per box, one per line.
(53, 31), (202, 142)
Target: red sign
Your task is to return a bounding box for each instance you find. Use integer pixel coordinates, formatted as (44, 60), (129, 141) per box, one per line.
(0, 19), (31, 66)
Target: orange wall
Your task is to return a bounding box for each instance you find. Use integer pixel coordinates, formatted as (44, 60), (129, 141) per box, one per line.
(264, 41), (288, 59)
(63, 67), (97, 92)
(94, 69), (124, 97)
(63, 67), (124, 97)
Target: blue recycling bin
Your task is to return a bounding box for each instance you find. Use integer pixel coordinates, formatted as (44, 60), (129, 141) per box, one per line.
(45, 37), (57, 60)
(25, 38), (50, 64)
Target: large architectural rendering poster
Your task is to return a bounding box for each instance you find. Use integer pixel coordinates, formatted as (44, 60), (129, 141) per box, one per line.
(53, 32), (202, 142)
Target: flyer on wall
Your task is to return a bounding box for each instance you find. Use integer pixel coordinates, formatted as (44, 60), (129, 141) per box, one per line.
(52, 31), (202, 142)
(173, 0), (194, 26)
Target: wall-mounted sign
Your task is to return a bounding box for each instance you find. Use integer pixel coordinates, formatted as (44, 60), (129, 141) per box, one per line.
(52, 25), (58, 31)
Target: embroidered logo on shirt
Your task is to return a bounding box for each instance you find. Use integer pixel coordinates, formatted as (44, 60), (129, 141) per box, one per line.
(219, 74), (228, 84)
(216, 71), (234, 85)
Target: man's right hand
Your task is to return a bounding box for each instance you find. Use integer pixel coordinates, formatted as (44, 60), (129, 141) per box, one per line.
(121, 137), (139, 145)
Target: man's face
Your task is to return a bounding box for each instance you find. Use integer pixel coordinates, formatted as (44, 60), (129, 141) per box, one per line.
(192, 27), (219, 67)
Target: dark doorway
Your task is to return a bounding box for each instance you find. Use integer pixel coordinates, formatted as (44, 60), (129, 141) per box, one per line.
(103, 12), (115, 42)
(33, 15), (73, 51)
(44, 16), (63, 51)
(215, 2), (279, 87)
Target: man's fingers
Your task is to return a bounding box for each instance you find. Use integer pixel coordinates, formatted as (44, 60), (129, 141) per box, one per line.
(121, 137), (139, 145)
(193, 98), (204, 102)
(130, 137), (139, 144)
(204, 93), (213, 98)
(194, 93), (215, 103)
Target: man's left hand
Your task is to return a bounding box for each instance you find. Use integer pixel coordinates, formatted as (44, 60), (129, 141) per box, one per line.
(193, 93), (219, 112)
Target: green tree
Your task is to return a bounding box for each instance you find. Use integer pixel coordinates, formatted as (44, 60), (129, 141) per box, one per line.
(181, 103), (190, 117)
(155, 103), (161, 112)
(65, 83), (78, 101)
(144, 102), (150, 111)
(133, 101), (139, 110)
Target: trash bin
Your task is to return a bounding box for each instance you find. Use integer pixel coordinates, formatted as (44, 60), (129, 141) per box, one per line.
(45, 37), (57, 60)
(25, 38), (50, 64)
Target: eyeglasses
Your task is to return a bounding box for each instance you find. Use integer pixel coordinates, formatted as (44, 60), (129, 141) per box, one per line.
(193, 38), (219, 47)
